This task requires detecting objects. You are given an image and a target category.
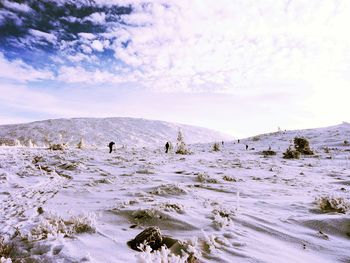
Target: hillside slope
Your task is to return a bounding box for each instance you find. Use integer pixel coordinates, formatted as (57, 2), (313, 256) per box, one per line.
(0, 117), (233, 147)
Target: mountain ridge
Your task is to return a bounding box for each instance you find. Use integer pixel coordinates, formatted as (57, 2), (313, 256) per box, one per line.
(0, 117), (233, 147)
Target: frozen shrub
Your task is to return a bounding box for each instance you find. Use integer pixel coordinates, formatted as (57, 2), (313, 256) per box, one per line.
(261, 150), (276, 156)
(49, 143), (67, 151)
(70, 214), (96, 234)
(212, 143), (220, 152)
(317, 195), (350, 214)
(212, 208), (235, 229)
(282, 147), (300, 159)
(0, 237), (12, 261)
(222, 175), (236, 182)
(175, 130), (190, 155)
(131, 209), (164, 224)
(197, 173), (218, 183)
(150, 184), (187, 196)
(135, 245), (189, 263)
(77, 138), (85, 149)
(294, 137), (314, 155)
(28, 213), (96, 241)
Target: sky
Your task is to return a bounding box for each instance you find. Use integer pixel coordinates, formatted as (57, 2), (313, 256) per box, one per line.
(0, 0), (349, 137)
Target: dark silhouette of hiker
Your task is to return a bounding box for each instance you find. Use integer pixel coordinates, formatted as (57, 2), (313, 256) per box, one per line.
(221, 141), (224, 145)
(246, 144), (248, 150)
(165, 142), (170, 153)
(238, 139), (240, 143)
(108, 141), (115, 153)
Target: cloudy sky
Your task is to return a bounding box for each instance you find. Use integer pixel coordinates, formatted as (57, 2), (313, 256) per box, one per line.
(0, 0), (349, 137)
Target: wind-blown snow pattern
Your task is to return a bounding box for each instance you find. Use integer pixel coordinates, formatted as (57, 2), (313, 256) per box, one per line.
(0, 122), (349, 262)
(0, 117), (233, 147)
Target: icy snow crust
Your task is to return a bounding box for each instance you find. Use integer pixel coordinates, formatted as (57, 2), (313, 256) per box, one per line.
(0, 123), (349, 262)
(0, 117), (233, 147)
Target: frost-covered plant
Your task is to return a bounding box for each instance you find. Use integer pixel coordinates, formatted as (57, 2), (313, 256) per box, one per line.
(27, 212), (96, 241)
(316, 195), (350, 214)
(161, 203), (184, 213)
(150, 184), (187, 196)
(212, 143), (220, 152)
(212, 208), (235, 229)
(197, 173), (218, 183)
(131, 209), (165, 224)
(175, 130), (190, 155)
(77, 138), (85, 149)
(69, 214), (96, 234)
(0, 237), (12, 261)
(261, 150), (276, 156)
(294, 137), (314, 155)
(136, 245), (189, 263)
(49, 143), (67, 151)
(282, 147), (300, 159)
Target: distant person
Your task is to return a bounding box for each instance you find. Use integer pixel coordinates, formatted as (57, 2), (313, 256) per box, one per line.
(238, 139), (240, 143)
(246, 144), (248, 150)
(108, 141), (115, 153)
(165, 142), (170, 153)
(221, 141), (224, 145)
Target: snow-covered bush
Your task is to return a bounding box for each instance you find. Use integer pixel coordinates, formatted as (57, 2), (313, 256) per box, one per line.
(175, 130), (190, 155)
(294, 137), (313, 155)
(282, 147), (300, 159)
(196, 173), (218, 183)
(136, 245), (189, 263)
(261, 150), (276, 156)
(28, 213), (96, 241)
(0, 237), (12, 262)
(212, 142), (220, 152)
(316, 195), (350, 214)
(49, 143), (67, 151)
(77, 138), (85, 149)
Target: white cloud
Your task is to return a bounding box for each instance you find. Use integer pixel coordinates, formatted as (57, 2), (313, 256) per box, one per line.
(29, 29), (57, 44)
(78, 32), (96, 40)
(2, 0), (32, 13)
(0, 52), (54, 82)
(91, 40), (104, 52)
(84, 12), (106, 24)
(100, 0), (350, 93)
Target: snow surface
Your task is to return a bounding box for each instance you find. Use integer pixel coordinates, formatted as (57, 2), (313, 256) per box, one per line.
(0, 122), (349, 262)
(0, 117), (233, 148)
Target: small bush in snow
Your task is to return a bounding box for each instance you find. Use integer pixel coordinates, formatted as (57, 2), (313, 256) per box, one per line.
(0, 237), (12, 262)
(175, 130), (190, 155)
(136, 245), (189, 263)
(49, 143), (67, 151)
(261, 150), (276, 156)
(282, 147), (300, 159)
(294, 137), (314, 155)
(212, 143), (220, 152)
(344, 140), (349, 146)
(28, 213), (96, 241)
(196, 173), (218, 183)
(77, 138), (85, 149)
(316, 195), (350, 214)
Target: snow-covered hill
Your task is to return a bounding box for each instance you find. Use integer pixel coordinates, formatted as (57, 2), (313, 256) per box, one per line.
(0, 122), (349, 263)
(0, 117), (233, 147)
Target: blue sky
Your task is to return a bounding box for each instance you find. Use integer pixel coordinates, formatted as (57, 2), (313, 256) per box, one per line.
(0, 0), (350, 137)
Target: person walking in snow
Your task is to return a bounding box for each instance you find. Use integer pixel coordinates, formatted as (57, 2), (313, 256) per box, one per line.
(108, 141), (115, 153)
(165, 141), (170, 153)
(246, 144), (248, 150)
